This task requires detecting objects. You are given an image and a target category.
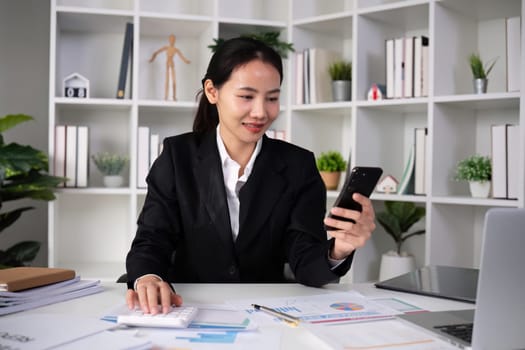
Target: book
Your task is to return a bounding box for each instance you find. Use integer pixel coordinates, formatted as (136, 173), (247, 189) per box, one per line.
(0, 267), (75, 292)
(506, 17), (521, 92)
(414, 127), (427, 195)
(403, 36), (415, 98)
(413, 36), (429, 97)
(421, 40), (429, 97)
(397, 144), (415, 195)
(76, 126), (89, 187)
(116, 22), (133, 99)
(491, 124), (508, 198)
(149, 133), (160, 168)
(54, 125), (66, 187)
(295, 51), (304, 104)
(303, 49), (310, 104)
(137, 126), (150, 188)
(385, 39), (395, 99)
(506, 124), (519, 199)
(65, 125), (77, 187)
(308, 48), (341, 103)
(394, 37), (404, 98)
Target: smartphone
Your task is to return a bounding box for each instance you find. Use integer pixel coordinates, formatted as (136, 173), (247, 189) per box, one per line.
(325, 166), (383, 230)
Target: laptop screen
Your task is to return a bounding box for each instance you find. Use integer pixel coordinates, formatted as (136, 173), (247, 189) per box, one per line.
(375, 265), (478, 303)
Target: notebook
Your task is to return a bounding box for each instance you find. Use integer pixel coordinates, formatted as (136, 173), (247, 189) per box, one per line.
(0, 267), (75, 292)
(397, 208), (525, 349)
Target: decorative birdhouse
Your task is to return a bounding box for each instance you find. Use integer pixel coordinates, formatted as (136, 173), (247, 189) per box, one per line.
(376, 175), (399, 194)
(63, 73), (89, 98)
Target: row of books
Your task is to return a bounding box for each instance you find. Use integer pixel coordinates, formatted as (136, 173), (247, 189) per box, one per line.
(54, 125), (89, 188)
(294, 48), (341, 105)
(397, 127), (427, 195)
(491, 124), (519, 199)
(137, 126), (162, 188)
(386, 36), (429, 99)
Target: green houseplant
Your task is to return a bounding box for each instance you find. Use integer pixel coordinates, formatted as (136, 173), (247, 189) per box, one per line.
(0, 114), (64, 268)
(376, 201), (426, 280)
(316, 151), (347, 190)
(455, 155), (492, 198)
(328, 60), (352, 101)
(208, 31), (295, 58)
(92, 152), (128, 188)
(468, 53), (497, 93)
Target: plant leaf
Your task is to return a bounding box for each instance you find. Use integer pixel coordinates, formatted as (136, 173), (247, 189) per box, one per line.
(0, 114), (33, 133)
(5, 241), (41, 264)
(0, 207), (34, 232)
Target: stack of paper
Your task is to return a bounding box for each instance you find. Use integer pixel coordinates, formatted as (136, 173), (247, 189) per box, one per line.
(0, 276), (103, 315)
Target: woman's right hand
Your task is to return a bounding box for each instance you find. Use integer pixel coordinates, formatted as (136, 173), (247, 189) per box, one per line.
(125, 275), (183, 314)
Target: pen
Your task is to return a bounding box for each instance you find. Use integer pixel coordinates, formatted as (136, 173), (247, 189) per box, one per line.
(251, 304), (300, 327)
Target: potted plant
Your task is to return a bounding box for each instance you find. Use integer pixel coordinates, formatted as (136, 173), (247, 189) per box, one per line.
(468, 53), (497, 94)
(91, 152), (128, 188)
(208, 31), (295, 58)
(376, 201), (426, 281)
(455, 154), (492, 198)
(316, 151), (347, 190)
(328, 60), (352, 101)
(0, 114), (64, 268)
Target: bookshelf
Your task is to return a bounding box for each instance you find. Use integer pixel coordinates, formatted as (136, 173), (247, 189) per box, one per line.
(48, 0), (524, 283)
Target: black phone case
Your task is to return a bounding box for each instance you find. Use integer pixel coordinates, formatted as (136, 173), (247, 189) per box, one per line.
(325, 166), (383, 230)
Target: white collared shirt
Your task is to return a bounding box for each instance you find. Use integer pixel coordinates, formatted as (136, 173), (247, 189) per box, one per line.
(216, 124), (262, 240)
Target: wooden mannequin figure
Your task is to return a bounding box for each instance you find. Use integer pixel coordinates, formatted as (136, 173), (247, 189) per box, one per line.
(149, 34), (191, 101)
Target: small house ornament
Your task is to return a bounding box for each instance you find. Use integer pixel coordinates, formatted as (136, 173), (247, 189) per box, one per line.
(63, 73), (89, 98)
(376, 175), (399, 194)
(367, 83), (386, 101)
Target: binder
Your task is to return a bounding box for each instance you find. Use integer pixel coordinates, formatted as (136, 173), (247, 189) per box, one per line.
(0, 267), (75, 292)
(116, 22), (133, 99)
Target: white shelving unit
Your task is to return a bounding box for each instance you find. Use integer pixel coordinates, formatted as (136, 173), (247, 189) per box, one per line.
(48, 0), (524, 283)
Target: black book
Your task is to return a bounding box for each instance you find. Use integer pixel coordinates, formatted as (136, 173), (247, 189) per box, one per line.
(116, 22), (133, 99)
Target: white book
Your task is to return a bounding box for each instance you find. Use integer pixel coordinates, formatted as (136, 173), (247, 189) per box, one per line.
(149, 133), (160, 168)
(413, 36), (429, 97)
(394, 37), (404, 98)
(76, 126), (89, 187)
(506, 17), (521, 92)
(506, 124), (519, 199)
(403, 37), (415, 98)
(385, 39), (395, 99)
(54, 125), (66, 187)
(491, 124), (508, 198)
(421, 42), (429, 97)
(295, 51), (304, 104)
(309, 48), (341, 103)
(414, 127), (427, 195)
(137, 126), (150, 188)
(65, 125), (77, 187)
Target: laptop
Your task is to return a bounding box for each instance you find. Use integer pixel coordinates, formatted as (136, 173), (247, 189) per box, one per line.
(375, 265), (478, 303)
(397, 208), (525, 349)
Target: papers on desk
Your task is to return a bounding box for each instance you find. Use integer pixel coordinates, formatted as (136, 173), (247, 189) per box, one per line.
(0, 276), (103, 315)
(228, 290), (401, 325)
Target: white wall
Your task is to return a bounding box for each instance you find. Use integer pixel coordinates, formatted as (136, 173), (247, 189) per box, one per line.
(0, 0), (50, 266)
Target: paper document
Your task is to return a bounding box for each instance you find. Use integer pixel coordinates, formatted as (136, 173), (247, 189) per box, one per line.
(0, 314), (115, 350)
(305, 318), (456, 350)
(228, 291), (400, 325)
(0, 278), (103, 315)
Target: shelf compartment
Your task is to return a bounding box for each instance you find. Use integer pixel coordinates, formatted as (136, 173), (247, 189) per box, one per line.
(218, 0), (288, 22)
(431, 102), (519, 198)
(57, 0), (133, 12)
(292, 0), (353, 20)
(138, 0), (214, 17)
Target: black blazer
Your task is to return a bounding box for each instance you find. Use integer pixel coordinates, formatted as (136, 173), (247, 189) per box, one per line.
(126, 130), (352, 288)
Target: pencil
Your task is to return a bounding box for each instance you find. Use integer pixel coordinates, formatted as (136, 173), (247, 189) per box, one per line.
(251, 303), (300, 327)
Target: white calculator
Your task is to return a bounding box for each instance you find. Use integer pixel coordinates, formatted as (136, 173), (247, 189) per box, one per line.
(117, 305), (198, 328)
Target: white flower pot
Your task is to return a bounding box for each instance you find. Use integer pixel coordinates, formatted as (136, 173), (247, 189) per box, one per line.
(379, 252), (416, 281)
(469, 181), (490, 198)
(103, 175), (124, 188)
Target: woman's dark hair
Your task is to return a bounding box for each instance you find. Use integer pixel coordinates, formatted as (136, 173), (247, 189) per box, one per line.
(193, 37), (283, 133)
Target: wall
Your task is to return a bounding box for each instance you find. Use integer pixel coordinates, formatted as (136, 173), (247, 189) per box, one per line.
(0, 0), (50, 266)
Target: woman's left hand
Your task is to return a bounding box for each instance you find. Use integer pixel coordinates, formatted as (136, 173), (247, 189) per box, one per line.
(323, 193), (376, 260)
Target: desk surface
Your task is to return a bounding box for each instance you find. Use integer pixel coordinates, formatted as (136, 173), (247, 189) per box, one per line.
(6, 282), (474, 349)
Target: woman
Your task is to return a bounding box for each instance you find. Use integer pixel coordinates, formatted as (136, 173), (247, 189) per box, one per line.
(126, 37), (376, 314)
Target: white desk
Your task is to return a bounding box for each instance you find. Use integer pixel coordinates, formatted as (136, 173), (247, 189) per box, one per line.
(5, 282), (474, 349)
